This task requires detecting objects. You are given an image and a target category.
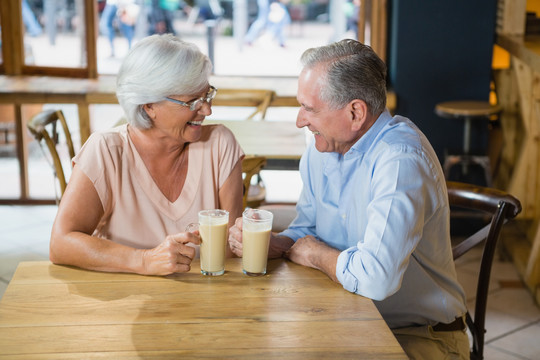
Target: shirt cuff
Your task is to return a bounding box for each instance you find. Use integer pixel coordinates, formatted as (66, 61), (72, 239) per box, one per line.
(336, 247), (359, 294)
(278, 228), (302, 242)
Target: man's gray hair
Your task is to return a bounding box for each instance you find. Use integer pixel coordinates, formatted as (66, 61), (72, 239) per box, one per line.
(116, 34), (212, 129)
(300, 39), (387, 115)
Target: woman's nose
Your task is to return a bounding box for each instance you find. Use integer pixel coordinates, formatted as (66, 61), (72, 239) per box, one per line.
(199, 101), (212, 116)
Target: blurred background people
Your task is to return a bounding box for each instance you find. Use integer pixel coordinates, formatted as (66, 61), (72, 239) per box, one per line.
(244, 0), (290, 47)
(244, 0), (269, 45)
(100, 0), (140, 57)
(22, 0), (43, 37)
(267, 0), (291, 47)
(146, 0), (180, 35)
(345, 0), (360, 39)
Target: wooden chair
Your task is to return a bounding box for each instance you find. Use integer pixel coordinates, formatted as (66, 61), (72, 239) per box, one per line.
(241, 156), (267, 209)
(447, 181), (521, 360)
(26, 109), (75, 200)
(212, 89), (276, 120)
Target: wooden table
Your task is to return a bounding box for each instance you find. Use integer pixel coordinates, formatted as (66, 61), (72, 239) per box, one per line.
(0, 259), (406, 359)
(206, 120), (308, 170)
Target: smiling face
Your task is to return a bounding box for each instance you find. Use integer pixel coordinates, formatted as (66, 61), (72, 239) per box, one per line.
(296, 66), (363, 155)
(143, 85), (213, 144)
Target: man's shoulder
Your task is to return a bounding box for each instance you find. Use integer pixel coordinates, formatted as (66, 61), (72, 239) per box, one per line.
(378, 116), (425, 148)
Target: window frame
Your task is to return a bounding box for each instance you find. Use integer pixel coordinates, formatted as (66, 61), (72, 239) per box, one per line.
(0, 0), (384, 79)
(0, 0), (98, 79)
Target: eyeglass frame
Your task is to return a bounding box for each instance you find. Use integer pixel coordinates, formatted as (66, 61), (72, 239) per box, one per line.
(165, 86), (217, 111)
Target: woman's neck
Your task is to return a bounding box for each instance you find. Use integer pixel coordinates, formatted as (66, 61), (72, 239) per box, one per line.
(127, 125), (190, 202)
(129, 125), (187, 160)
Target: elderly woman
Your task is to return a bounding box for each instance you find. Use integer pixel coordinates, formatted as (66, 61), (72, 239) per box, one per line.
(50, 34), (244, 275)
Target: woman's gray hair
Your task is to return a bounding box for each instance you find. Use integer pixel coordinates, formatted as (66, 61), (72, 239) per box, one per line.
(300, 39), (387, 115)
(116, 34), (212, 129)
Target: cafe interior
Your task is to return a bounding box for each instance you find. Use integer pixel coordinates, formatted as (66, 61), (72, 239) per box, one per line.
(1, 0), (540, 358)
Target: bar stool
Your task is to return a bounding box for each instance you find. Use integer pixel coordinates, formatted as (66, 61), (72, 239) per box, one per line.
(435, 100), (502, 186)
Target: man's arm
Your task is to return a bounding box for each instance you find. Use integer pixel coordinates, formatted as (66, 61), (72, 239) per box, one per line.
(285, 235), (340, 282)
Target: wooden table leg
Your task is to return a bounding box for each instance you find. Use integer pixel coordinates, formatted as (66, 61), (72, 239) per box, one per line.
(78, 103), (91, 145)
(14, 104), (29, 200)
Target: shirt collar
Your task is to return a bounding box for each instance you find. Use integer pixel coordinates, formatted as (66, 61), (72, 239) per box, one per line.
(348, 109), (392, 155)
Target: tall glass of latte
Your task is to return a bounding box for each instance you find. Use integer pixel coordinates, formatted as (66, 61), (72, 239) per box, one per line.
(198, 209), (229, 276)
(242, 209), (273, 276)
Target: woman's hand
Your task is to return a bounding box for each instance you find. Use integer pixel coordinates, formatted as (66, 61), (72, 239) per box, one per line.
(141, 232), (201, 275)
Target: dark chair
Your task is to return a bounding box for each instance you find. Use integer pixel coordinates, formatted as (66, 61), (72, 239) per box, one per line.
(447, 181), (521, 360)
(26, 109), (75, 201)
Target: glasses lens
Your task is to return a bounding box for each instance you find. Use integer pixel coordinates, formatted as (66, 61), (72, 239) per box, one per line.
(207, 87), (217, 101)
(190, 99), (203, 111)
(188, 87), (216, 111)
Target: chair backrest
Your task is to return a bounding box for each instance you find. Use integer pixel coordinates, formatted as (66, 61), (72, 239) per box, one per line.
(447, 181), (521, 360)
(212, 89), (275, 120)
(26, 109), (75, 199)
(241, 156), (267, 209)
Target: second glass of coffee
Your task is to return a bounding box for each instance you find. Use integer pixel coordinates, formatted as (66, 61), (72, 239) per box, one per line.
(242, 209), (273, 276)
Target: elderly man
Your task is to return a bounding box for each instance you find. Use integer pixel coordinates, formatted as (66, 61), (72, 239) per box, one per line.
(228, 39), (469, 360)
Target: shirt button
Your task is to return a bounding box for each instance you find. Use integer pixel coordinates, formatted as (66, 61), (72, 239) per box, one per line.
(341, 214), (346, 219)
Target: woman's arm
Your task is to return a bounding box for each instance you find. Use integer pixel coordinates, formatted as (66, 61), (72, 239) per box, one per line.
(50, 165), (198, 275)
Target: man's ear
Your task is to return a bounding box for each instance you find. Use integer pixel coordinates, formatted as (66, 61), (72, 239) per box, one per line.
(350, 99), (369, 131)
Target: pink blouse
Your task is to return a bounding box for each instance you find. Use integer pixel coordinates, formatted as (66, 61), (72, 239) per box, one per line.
(73, 124), (244, 249)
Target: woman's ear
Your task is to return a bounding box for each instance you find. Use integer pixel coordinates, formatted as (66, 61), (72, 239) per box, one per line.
(143, 103), (156, 120)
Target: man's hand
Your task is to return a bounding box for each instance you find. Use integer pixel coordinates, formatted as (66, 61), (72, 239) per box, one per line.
(229, 217), (295, 259)
(228, 217), (244, 257)
(285, 235), (340, 282)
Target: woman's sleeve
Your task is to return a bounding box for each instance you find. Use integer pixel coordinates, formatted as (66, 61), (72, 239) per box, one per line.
(72, 133), (115, 211)
(214, 125), (245, 189)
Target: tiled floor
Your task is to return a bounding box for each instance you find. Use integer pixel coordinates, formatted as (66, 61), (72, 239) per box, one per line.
(1, 204), (539, 359)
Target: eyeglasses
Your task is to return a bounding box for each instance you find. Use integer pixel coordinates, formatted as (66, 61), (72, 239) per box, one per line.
(165, 86), (217, 111)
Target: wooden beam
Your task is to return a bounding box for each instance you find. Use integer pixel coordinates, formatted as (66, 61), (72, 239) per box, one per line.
(84, 0), (99, 79)
(496, 0), (526, 35)
(14, 104), (29, 199)
(371, 0), (387, 62)
(357, 0), (366, 43)
(1, 0), (24, 75)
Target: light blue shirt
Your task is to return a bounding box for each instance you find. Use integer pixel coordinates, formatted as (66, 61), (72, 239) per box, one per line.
(281, 111), (467, 329)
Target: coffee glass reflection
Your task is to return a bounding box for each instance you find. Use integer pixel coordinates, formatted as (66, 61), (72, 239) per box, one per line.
(187, 209), (229, 276)
(242, 208), (273, 276)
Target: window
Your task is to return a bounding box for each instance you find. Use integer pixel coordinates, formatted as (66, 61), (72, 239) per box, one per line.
(0, 0), (386, 204)
(1, 0), (386, 77)
(1, 0), (97, 78)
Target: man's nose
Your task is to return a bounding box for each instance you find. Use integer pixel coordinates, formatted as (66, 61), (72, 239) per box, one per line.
(296, 110), (307, 129)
